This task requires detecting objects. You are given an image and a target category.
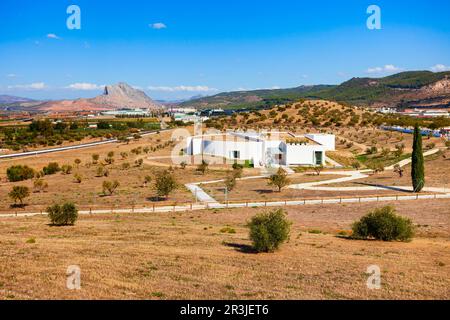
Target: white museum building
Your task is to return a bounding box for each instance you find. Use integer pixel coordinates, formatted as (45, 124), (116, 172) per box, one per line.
(185, 131), (335, 168)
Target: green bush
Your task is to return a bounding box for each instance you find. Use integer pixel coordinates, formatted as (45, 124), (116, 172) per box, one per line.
(9, 185), (30, 205)
(7, 165), (35, 182)
(43, 162), (60, 175)
(47, 202), (78, 226)
(248, 209), (291, 252)
(352, 206), (414, 241)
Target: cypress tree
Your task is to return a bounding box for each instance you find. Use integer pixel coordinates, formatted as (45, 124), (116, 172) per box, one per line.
(411, 123), (425, 192)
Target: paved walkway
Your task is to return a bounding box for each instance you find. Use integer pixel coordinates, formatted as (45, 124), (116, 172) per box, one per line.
(289, 171), (368, 190)
(185, 183), (220, 204)
(385, 148), (440, 170)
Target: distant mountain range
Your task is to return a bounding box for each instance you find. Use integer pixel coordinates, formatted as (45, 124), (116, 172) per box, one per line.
(2, 71), (450, 113)
(36, 82), (161, 112)
(3, 83), (161, 112)
(0, 95), (35, 104)
(181, 71), (450, 110)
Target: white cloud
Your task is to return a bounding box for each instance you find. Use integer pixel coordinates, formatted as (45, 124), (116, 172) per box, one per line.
(147, 85), (218, 92)
(149, 22), (167, 30)
(65, 83), (104, 90)
(430, 64), (450, 72)
(47, 33), (61, 40)
(234, 86), (281, 91)
(6, 73), (17, 78)
(367, 64), (402, 74)
(8, 82), (47, 90)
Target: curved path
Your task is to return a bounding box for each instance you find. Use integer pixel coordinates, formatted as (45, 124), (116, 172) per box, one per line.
(385, 148), (440, 170)
(288, 171), (368, 190)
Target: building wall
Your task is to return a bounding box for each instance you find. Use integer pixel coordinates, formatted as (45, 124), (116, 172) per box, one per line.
(203, 140), (264, 165)
(187, 133), (333, 167)
(305, 134), (335, 151)
(186, 136), (264, 166)
(285, 144), (326, 166)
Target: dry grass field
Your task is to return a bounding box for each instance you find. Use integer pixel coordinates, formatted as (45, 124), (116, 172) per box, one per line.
(0, 130), (204, 212)
(200, 173), (411, 202)
(325, 149), (450, 189)
(0, 199), (448, 300)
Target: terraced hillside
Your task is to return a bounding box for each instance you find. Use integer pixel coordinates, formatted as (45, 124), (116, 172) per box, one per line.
(181, 71), (450, 110)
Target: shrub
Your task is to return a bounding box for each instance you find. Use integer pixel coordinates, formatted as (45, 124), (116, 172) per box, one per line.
(352, 206), (414, 241)
(369, 162), (385, 174)
(220, 226), (236, 234)
(366, 146), (378, 155)
(232, 164), (243, 178)
(33, 178), (48, 192)
(102, 180), (120, 196)
(96, 166), (109, 177)
(351, 161), (361, 170)
(267, 168), (290, 192)
(61, 164), (73, 174)
(7, 165), (35, 182)
(154, 170), (177, 199)
(9, 186), (30, 206)
(224, 172), (237, 192)
(135, 158), (143, 167)
(232, 163), (243, 170)
(197, 160), (209, 174)
(248, 209), (291, 253)
(104, 156), (115, 165)
(313, 164), (324, 176)
(92, 154), (100, 163)
(43, 162), (60, 175)
(143, 175), (152, 187)
(47, 202), (78, 226)
(73, 173), (82, 183)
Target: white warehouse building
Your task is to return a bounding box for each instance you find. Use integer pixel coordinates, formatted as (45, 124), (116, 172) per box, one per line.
(185, 131), (335, 168)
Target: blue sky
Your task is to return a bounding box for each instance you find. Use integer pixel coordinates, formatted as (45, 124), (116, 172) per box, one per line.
(1, 0), (449, 100)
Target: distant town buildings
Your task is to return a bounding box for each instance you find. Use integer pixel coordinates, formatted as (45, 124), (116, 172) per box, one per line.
(378, 107), (450, 118)
(100, 108), (152, 117)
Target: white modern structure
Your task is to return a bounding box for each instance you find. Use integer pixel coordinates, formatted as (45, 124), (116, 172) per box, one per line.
(185, 131), (335, 168)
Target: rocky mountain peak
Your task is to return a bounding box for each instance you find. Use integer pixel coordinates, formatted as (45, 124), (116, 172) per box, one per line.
(96, 82), (161, 110)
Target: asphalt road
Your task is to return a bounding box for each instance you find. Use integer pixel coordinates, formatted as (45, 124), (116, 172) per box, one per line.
(0, 129), (169, 160)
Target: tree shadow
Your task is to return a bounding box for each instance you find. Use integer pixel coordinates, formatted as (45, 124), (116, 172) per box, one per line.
(10, 203), (27, 209)
(223, 242), (258, 254)
(353, 182), (412, 193)
(253, 189), (274, 194)
(146, 196), (166, 202)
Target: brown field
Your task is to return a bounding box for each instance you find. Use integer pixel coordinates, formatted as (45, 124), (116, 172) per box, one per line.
(200, 173), (412, 202)
(0, 199), (449, 300)
(0, 130), (203, 212)
(325, 149), (450, 189)
(1, 125), (449, 213)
